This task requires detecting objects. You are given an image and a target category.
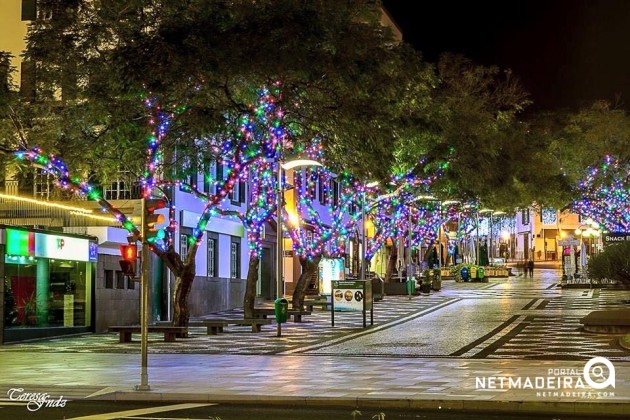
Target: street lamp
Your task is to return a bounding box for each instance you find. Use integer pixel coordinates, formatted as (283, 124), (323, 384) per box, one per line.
(276, 158), (322, 299)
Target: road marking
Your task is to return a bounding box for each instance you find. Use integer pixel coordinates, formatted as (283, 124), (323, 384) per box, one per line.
(66, 403), (213, 420)
(84, 387), (119, 399)
(283, 298), (460, 354)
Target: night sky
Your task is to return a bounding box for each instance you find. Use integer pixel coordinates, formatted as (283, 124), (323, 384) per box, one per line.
(382, 0), (630, 111)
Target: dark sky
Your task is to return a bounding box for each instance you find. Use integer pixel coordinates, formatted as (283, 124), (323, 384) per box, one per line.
(382, 0), (630, 111)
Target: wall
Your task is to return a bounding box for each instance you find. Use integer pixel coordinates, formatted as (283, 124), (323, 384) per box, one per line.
(0, 1), (28, 86)
(94, 254), (140, 332)
(186, 276), (246, 316)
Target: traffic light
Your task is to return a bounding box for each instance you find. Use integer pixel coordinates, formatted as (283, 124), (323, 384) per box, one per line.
(145, 198), (166, 244)
(119, 244), (137, 277)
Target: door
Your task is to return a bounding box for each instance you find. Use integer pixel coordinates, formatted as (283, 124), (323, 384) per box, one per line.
(259, 247), (273, 300)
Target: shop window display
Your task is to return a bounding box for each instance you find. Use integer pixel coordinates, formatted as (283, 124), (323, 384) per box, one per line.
(4, 256), (89, 328)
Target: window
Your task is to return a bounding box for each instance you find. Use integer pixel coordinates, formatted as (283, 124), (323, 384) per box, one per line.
(179, 156), (198, 193)
(521, 209), (530, 225)
(104, 169), (134, 200)
(230, 238), (240, 279)
(204, 161), (217, 195)
(21, 0), (37, 21)
(33, 168), (52, 199)
(105, 270), (114, 289)
(331, 180), (339, 207)
(207, 236), (218, 278)
(318, 174), (327, 204)
(116, 271), (125, 289)
(229, 181), (240, 203)
(180, 234), (189, 262)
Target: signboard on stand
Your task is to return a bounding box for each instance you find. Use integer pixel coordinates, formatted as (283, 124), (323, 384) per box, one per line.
(331, 280), (373, 328)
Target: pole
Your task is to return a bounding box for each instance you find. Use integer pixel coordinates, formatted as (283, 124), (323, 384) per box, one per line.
(276, 161), (283, 299)
(437, 202), (442, 270)
(136, 197), (150, 391)
(475, 210), (480, 265)
(489, 213), (493, 261)
(360, 188), (366, 280)
(407, 208), (412, 300)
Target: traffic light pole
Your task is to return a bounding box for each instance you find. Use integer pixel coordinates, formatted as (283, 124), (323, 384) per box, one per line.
(135, 197), (150, 391)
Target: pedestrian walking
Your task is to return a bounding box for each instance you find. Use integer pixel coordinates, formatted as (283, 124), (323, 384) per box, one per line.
(527, 259), (534, 277)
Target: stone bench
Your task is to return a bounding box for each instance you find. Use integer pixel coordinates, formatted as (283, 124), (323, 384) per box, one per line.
(197, 318), (272, 333)
(252, 308), (312, 322)
(108, 325), (188, 343)
(581, 309), (630, 333)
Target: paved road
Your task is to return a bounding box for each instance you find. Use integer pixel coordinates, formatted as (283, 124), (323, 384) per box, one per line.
(2, 268), (628, 361)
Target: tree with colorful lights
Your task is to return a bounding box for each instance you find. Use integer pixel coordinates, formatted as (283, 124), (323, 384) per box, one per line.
(14, 86), (290, 327)
(573, 155), (629, 233)
(284, 165), (366, 310)
(213, 158), (278, 319)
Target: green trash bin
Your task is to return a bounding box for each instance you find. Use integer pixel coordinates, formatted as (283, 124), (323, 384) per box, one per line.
(477, 266), (485, 281)
(274, 298), (289, 323)
(432, 268), (442, 291)
(406, 278), (416, 295)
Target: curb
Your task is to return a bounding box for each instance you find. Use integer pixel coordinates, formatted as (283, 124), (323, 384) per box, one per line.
(92, 392), (630, 417)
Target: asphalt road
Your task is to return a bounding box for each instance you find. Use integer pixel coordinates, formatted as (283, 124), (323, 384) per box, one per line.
(0, 400), (613, 420)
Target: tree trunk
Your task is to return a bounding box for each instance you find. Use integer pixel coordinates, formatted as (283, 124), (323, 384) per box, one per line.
(172, 262), (196, 329)
(292, 255), (321, 310)
(384, 245), (397, 283)
(243, 254), (260, 319)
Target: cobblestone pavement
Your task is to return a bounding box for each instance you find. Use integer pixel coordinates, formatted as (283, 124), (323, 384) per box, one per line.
(1, 268), (629, 361)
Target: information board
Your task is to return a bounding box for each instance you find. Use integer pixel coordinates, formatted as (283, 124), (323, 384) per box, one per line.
(331, 279), (373, 327)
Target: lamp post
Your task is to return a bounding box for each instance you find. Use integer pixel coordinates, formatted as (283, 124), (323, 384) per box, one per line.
(276, 159), (322, 299)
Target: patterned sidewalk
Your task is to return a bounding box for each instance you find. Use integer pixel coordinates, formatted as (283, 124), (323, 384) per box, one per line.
(1, 270), (629, 361)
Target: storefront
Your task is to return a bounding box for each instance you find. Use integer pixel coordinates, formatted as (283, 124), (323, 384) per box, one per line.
(1, 226), (97, 343)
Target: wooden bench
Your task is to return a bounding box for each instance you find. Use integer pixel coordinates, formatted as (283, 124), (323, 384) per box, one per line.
(252, 308), (312, 323)
(188, 320), (229, 335)
(199, 318), (272, 333)
(108, 325), (188, 343)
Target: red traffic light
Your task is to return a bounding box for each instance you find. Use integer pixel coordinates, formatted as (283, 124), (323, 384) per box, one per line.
(146, 198), (166, 213)
(119, 244), (138, 262)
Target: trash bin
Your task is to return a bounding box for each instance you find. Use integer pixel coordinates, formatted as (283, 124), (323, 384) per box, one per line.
(372, 275), (384, 301)
(274, 298), (289, 323)
(477, 266), (485, 282)
(421, 271), (432, 294)
(432, 268), (442, 291)
(460, 266), (470, 282)
(470, 266), (478, 281)
(405, 277), (416, 295)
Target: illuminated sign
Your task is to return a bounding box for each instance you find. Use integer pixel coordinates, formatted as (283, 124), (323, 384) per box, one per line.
(6, 229), (35, 257)
(318, 258), (345, 295)
(35, 233), (95, 262)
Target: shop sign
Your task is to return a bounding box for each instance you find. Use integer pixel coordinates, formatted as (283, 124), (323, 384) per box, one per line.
(603, 233), (630, 246)
(35, 233), (93, 262)
(318, 258), (345, 295)
(6, 228), (35, 257)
